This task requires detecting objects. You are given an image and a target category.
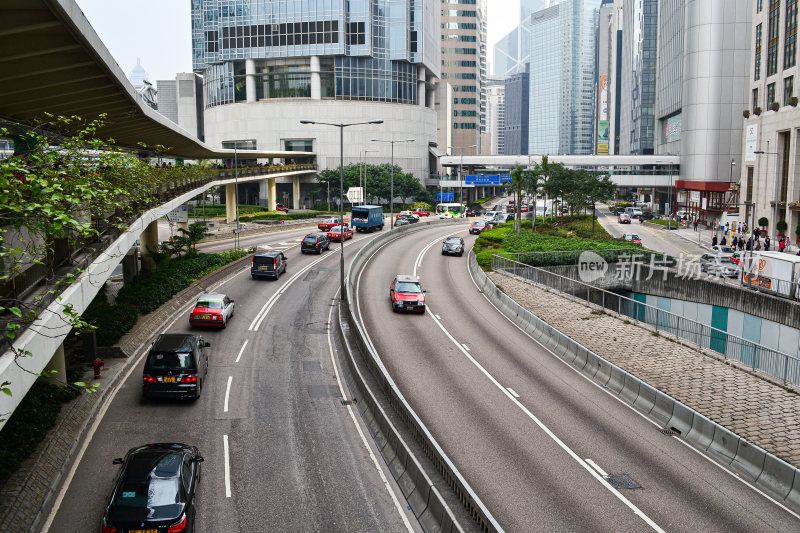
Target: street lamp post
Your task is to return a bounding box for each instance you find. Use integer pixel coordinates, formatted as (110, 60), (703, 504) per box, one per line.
(450, 144), (477, 214)
(360, 149), (378, 205)
(371, 138), (414, 228)
(226, 140), (253, 250)
(300, 119), (383, 302)
(754, 149), (781, 242)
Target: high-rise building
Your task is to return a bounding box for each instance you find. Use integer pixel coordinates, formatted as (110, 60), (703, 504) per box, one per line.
(128, 58), (157, 110)
(191, 0), (440, 182)
(608, 0), (623, 155)
(595, 2), (614, 155)
(655, 0), (751, 223)
(441, 0), (486, 154)
(157, 74), (205, 141)
(742, 0), (797, 237)
(504, 71), (529, 155)
(486, 77), (506, 155)
(529, 0), (601, 155)
(492, 0), (548, 76)
(618, 0), (658, 155)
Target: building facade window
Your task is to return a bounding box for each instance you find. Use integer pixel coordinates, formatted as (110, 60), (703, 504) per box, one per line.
(746, 167), (754, 203)
(785, 75), (795, 104)
(768, 81), (777, 105)
(758, 0), (764, 13)
(768, 0), (781, 77)
(787, 0), (799, 68)
(756, 24), (763, 80)
(754, 87), (760, 110)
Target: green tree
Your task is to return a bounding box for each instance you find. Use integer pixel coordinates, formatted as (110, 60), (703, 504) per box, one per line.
(581, 172), (617, 234)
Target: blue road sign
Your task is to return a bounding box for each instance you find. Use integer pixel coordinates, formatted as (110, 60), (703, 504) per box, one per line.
(465, 174), (512, 185)
(436, 191), (455, 202)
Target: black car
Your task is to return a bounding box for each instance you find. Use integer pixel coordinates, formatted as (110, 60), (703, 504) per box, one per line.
(465, 208), (481, 217)
(301, 233), (330, 254)
(142, 334), (209, 400)
(394, 218), (411, 227)
(251, 251), (287, 279)
(396, 214), (419, 224)
(103, 443), (202, 533)
(442, 237), (465, 256)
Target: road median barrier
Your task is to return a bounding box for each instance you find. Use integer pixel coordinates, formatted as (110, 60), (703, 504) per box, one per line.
(473, 253), (800, 509)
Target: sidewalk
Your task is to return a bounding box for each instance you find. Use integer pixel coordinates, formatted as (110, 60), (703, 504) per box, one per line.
(488, 270), (800, 468)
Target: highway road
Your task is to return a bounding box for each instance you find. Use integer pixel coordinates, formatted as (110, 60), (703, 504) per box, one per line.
(353, 222), (800, 532)
(46, 226), (419, 532)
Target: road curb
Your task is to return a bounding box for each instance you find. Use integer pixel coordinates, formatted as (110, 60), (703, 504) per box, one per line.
(469, 255), (800, 511)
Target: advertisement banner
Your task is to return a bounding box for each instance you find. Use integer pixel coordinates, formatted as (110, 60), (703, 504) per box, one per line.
(597, 120), (609, 155)
(745, 124), (758, 162)
(664, 113), (682, 143)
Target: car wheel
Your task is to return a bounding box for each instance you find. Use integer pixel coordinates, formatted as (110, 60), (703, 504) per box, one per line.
(459, 252), (463, 256)
(193, 379), (202, 400)
(222, 317), (226, 328)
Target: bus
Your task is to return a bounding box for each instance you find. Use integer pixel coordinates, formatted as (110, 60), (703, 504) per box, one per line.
(435, 203), (464, 217)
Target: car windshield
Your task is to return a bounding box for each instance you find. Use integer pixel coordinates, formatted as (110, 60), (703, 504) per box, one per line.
(147, 352), (194, 369)
(473, 222), (485, 227)
(717, 246), (734, 253)
(630, 235), (640, 240)
(115, 478), (180, 508)
(396, 282), (422, 293)
(303, 237), (317, 244)
(195, 300), (222, 309)
(445, 238), (461, 244)
(330, 226), (342, 232)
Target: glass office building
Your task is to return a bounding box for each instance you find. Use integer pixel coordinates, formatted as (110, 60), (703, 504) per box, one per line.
(192, 0), (439, 108)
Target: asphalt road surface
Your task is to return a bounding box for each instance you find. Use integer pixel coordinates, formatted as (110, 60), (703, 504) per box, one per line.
(47, 227), (419, 533)
(353, 223), (800, 532)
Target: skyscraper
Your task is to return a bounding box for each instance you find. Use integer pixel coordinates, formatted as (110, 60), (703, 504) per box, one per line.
(493, 0), (548, 76)
(504, 71), (529, 155)
(529, 0), (601, 155)
(486, 77), (506, 155)
(191, 0), (440, 181)
(441, 0), (487, 154)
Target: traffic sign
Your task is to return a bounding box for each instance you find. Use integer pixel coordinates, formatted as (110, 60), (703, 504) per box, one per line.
(346, 187), (363, 203)
(464, 174), (512, 185)
(436, 191), (454, 202)
(165, 204), (189, 223)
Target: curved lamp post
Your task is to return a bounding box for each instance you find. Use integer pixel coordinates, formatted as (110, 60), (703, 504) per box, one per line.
(300, 119), (383, 301)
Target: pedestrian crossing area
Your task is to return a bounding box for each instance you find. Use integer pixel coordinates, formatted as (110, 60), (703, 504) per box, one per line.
(258, 240), (302, 251)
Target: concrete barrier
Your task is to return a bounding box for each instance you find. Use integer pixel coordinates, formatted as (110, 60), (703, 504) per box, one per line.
(731, 440), (767, 482)
(707, 425), (739, 465)
(605, 366), (627, 394)
(685, 413), (716, 451)
(633, 382), (657, 413)
(582, 351), (602, 379)
(757, 454), (796, 499)
(619, 374), (641, 405)
(785, 470), (800, 509)
(649, 391), (676, 425)
(570, 344), (587, 369)
(666, 401), (695, 436)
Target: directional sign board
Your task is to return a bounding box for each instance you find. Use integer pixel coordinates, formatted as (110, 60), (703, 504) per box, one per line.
(436, 191), (454, 202)
(346, 187), (363, 203)
(464, 174), (513, 185)
(165, 204), (189, 223)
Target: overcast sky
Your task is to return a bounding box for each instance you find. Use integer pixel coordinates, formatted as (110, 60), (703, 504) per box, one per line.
(75, 0), (521, 81)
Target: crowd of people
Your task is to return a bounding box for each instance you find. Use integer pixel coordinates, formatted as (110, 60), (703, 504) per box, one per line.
(709, 224), (798, 255)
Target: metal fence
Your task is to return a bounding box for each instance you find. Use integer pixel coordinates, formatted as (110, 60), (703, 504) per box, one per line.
(492, 254), (800, 387)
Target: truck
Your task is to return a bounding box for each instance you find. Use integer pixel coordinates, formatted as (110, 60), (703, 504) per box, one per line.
(741, 251), (800, 299)
(351, 204), (384, 232)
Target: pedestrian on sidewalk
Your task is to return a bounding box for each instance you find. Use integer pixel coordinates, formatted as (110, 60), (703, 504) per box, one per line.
(779, 237), (786, 252)
(765, 236), (771, 251)
(721, 235), (727, 246)
(693, 219), (698, 231)
(738, 237), (745, 251)
(732, 236), (739, 249)
(746, 237), (753, 251)
(755, 240), (762, 251)
(712, 235), (718, 247)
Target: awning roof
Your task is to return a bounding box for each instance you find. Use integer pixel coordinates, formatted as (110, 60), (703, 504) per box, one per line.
(428, 145), (445, 158)
(0, 0), (310, 160)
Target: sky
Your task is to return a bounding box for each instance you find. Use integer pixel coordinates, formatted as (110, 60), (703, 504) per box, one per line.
(76, 0), (521, 82)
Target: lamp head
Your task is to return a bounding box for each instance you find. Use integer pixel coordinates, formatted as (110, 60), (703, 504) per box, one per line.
(368, 120), (384, 125)
(754, 150), (765, 154)
(299, 120), (315, 124)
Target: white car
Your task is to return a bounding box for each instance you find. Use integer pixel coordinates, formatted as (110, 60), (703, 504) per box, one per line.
(483, 211), (501, 222)
(700, 254), (738, 277)
(398, 210), (419, 220)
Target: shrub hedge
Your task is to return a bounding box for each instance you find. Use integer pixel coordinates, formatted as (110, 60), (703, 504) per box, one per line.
(0, 381), (80, 485)
(239, 211), (326, 221)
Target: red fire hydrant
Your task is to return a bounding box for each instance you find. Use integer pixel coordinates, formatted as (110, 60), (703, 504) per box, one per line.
(92, 357), (104, 380)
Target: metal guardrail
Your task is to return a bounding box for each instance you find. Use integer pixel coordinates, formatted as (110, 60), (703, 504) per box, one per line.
(491, 255), (800, 387)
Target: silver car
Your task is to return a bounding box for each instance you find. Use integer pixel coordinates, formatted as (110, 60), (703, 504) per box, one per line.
(700, 254), (738, 277)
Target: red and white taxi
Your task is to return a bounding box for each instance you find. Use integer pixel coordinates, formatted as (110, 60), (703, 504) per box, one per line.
(327, 225), (354, 242)
(389, 275), (426, 313)
(189, 293), (235, 328)
(318, 218), (343, 231)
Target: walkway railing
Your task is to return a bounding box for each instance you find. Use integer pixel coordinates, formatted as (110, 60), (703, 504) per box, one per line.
(491, 254), (800, 387)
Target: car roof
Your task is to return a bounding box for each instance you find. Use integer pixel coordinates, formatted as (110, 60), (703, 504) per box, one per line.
(255, 251), (281, 258)
(395, 274), (419, 283)
(151, 334), (198, 352)
(197, 292), (225, 300)
(305, 233), (325, 238)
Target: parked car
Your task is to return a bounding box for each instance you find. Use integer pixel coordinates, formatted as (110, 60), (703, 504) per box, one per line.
(389, 274), (426, 313)
(327, 225), (354, 241)
(412, 209), (430, 217)
(318, 217), (344, 231)
(622, 233), (642, 244)
(520, 205), (528, 212)
(700, 253), (739, 277)
(276, 204), (289, 213)
(251, 251), (287, 279)
(465, 207), (481, 217)
(301, 233), (330, 254)
(618, 213), (632, 224)
(441, 237), (465, 256)
(639, 212), (655, 221)
(189, 293), (235, 328)
(102, 443), (203, 533)
(470, 221), (491, 234)
(142, 333), (209, 400)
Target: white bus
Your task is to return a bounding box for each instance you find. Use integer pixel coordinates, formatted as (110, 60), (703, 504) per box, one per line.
(435, 203), (464, 217)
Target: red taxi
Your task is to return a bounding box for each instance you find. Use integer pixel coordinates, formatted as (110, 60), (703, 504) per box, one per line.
(318, 217), (343, 231)
(412, 209), (430, 217)
(189, 293), (235, 328)
(327, 225), (354, 242)
(389, 275), (426, 313)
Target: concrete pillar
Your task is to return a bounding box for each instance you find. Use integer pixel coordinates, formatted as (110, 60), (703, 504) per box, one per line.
(43, 343), (67, 385)
(245, 58), (256, 103)
(225, 183), (237, 223)
(268, 178), (277, 211)
(310, 56), (321, 100)
(292, 177), (301, 209)
(417, 66), (426, 107)
(139, 219), (159, 272)
(259, 179), (271, 209)
(122, 248), (139, 283)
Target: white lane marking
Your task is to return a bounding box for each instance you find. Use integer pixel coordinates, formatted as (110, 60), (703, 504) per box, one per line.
(406, 241), (664, 531)
(248, 241), (356, 331)
(326, 289), (414, 532)
(461, 343), (470, 351)
(465, 251), (800, 521)
(586, 458), (609, 477)
(235, 339), (248, 363)
(507, 387), (520, 398)
(223, 434), (232, 498)
(414, 231), (461, 275)
(435, 314), (441, 320)
(224, 376), (233, 412)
